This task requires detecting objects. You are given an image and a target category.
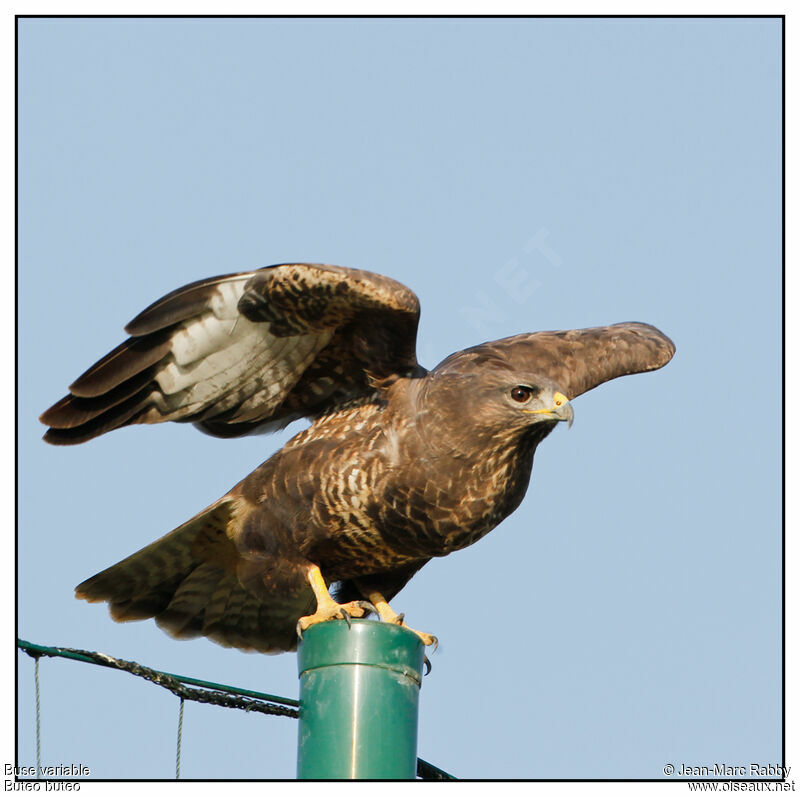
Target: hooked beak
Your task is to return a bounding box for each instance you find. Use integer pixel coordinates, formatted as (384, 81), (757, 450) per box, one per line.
(524, 391), (574, 428)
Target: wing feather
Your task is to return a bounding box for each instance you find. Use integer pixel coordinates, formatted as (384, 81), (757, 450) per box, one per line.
(68, 332), (174, 398)
(437, 322), (675, 398)
(124, 273), (249, 336)
(41, 263), (421, 444)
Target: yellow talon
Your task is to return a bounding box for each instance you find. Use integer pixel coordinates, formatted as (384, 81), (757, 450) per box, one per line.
(358, 586), (438, 649)
(296, 564), (369, 637)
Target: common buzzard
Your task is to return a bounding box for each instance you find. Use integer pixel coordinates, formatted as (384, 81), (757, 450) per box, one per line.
(41, 263), (674, 652)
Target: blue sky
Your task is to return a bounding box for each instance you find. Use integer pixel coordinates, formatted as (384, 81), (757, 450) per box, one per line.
(17, 17), (782, 779)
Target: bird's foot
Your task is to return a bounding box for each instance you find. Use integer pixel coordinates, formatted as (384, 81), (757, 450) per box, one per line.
(351, 582), (438, 652)
(398, 622), (438, 652)
(373, 606), (438, 650)
(296, 599), (373, 639)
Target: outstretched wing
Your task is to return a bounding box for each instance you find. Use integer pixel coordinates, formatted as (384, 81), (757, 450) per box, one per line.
(41, 263), (421, 444)
(440, 322), (675, 398)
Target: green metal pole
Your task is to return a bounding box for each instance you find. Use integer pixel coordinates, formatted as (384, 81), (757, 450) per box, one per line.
(296, 618), (425, 780)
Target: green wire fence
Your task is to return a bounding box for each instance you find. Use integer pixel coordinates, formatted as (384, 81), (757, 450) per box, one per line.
(17, 638), (455, 781)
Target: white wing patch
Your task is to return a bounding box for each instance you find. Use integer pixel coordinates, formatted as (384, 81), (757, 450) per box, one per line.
(150, 278), (333, 423)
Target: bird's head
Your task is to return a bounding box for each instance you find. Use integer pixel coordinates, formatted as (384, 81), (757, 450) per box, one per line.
(415, 350), (574, 455)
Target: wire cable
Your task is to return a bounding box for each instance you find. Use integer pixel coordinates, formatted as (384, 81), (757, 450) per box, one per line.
(176, 698), (184, 779)
(33, 656), (42, 779)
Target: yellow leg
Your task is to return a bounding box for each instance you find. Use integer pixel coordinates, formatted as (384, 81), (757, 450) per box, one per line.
(296, 565), (371, 637)
(358, 586), (438, 649)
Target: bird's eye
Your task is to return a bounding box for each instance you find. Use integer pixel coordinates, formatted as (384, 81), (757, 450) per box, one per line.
(510, 386), (533, 403)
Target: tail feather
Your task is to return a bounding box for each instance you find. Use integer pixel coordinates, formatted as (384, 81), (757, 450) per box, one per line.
(155, 562), (227, 639)
(75, 498), (312, 653)
(75, 503), (229, 607)
(108, 571), (192, 622)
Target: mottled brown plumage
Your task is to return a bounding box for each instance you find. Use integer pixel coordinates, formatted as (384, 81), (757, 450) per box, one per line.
(41, 263), (675, 653)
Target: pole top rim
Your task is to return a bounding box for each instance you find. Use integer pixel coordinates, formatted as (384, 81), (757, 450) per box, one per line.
(297, 619), (425, 685)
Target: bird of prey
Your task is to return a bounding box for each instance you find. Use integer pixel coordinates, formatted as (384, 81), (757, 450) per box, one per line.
(41, 263), (675, 653)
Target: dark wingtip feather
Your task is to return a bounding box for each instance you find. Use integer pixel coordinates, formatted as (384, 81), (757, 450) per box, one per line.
(41, 368), (156, 430)
(39, 395), (73, 427)
(41, 387), (154, 445)
(43, 428), (96, 446)
(124, 272), (252, 336)
(68, 333), (171, 398)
